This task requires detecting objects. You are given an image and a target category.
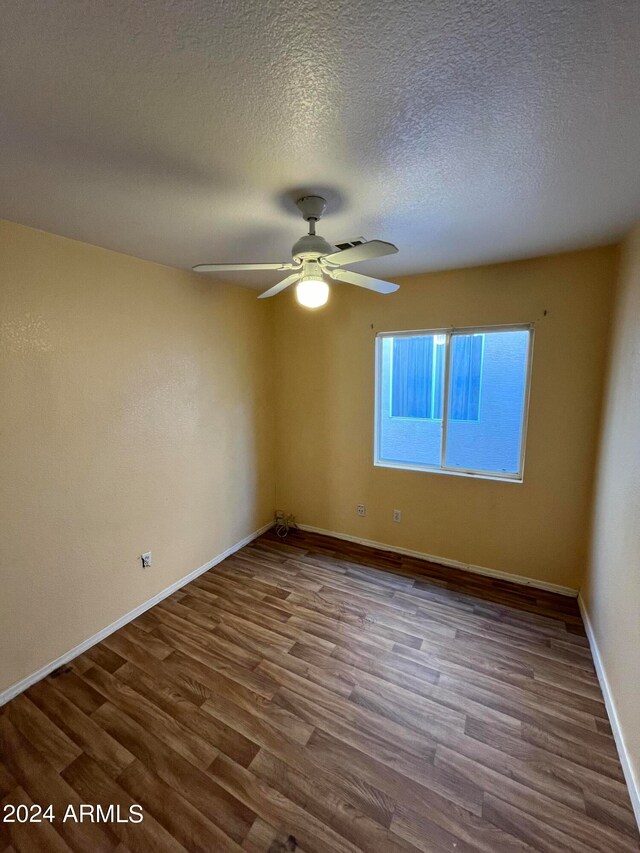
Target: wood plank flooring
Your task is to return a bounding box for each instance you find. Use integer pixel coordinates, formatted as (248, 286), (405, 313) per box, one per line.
(1, 529), (638, 852)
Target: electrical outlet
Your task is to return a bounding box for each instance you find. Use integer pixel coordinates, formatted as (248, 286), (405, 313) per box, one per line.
(392, 509), (401, 523)
(357, 504), (366, 517)
(141, 551), (152, 568)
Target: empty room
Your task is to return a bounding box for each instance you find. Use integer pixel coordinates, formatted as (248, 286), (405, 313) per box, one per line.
(1, 2), (639, 851)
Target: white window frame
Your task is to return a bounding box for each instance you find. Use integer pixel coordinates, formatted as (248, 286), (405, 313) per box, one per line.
(374, 324), (534, 483)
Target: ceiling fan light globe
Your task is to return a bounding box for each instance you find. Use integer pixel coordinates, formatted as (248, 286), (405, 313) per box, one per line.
(296, 278), (329, 309)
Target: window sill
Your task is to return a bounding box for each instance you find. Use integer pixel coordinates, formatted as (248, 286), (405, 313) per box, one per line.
(374, 460), (524, 483)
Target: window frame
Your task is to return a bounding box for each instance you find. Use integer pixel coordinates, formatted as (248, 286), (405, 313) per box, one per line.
(374, 323), (534, 483)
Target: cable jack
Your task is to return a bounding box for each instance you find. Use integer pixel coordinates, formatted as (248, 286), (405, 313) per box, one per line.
(274, 510), (297, 538)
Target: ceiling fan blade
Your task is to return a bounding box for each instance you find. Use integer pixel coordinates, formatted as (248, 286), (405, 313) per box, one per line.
(192, 262), (295, 273)
(321, 240), (398, 267)
(257, 273), (300, 299)
(329, 268), (399, 294)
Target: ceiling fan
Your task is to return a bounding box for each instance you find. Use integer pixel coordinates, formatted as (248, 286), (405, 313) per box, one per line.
(192, 195), (400, 308)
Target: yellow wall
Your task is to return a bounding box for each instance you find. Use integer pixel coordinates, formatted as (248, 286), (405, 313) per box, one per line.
(581, 225), (640, 815)
(273, 247), (618, 590)
(0, 219), (275, 694)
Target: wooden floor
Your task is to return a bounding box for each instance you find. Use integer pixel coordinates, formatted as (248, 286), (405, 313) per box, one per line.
(1, 530), (638, 852)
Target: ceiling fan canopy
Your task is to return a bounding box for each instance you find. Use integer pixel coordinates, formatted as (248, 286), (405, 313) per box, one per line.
(192, 195), (400, 307)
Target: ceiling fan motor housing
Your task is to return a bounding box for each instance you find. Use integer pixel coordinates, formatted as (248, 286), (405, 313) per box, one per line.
(291, 233), (336, 261)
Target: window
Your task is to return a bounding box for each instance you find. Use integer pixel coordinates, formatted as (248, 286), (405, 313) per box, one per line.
(375, 325), (533, 480)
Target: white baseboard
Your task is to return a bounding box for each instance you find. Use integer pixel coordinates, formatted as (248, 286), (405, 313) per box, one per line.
(296, 524), (578, 597)
(578, 594), (640, 830)
(0, 520), (274, 708)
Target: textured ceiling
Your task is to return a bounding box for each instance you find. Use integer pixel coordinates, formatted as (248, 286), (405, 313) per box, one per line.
(1, 0), (639, 286)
